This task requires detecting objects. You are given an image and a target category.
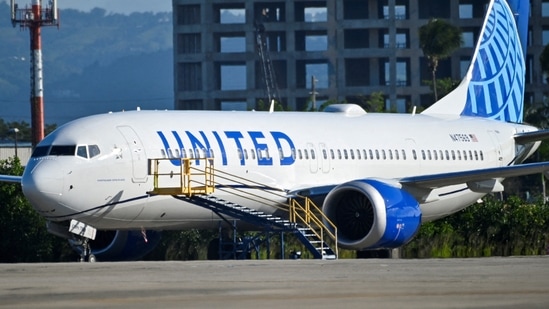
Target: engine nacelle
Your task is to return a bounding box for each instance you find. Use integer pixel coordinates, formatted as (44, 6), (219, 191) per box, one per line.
(70, 230), (161, 261)
(322, 179), (421, 250)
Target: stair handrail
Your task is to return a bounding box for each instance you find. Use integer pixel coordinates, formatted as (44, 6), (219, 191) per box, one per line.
(289, 197), (338, 258)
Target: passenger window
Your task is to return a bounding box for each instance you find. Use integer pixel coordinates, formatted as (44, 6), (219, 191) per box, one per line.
(304, 150), (309, 160)
(181, 149), (187, 158)
(480, 151), (484, 160)
(330, 149), (335, 160)
(322, 149), (328, 160)
(344, 149), (348, 160)
(401, 149), (406, 160)
(412, 150), (417, 160)
(77, 146), (88, 158)
(298, 149), (303, 160)
(395, 149), (399, 160)
(291, 149), (296, 160)
(421, 150), (426, 160)
(363, 149), (367, 160)
(160, 149), (166, 158)
(356, 149), (360, 160)
(244, 149), (249, 160)
(337, 149), (342, 160)
(310, 149), (316, 160)
(251, 149), (256, 160)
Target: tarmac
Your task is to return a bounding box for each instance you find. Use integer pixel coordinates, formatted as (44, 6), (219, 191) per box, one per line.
(0, 257), (548, 308)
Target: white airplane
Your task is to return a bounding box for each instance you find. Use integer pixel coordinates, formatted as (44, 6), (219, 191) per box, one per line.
(1, 0), (547, 261)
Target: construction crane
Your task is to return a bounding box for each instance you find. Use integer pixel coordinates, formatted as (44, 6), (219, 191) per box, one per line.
(10, 0), (59, 147)
(255, 9), (281, 111)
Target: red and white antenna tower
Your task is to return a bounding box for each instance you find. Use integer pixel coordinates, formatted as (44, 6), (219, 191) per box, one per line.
(10, 0), (59, 147)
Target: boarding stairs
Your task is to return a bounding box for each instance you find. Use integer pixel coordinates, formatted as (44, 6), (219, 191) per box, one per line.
(148, 157), (337, 260)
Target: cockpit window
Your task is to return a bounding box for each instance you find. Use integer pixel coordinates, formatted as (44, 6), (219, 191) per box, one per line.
(31, 146), (50, 158)
(77, 146), (88, 158)
(50, 145), (76, 156)
(77, 145), (101, 159)
(89, 145), (100, 158)
(31, 144), (101, 158)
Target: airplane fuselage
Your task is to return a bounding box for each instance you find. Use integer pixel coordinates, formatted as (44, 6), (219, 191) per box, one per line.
(21, 108), (538, 230)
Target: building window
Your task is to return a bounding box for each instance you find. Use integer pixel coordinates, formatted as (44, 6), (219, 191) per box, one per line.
(295, 2), (327, 22)
(177, 5), (200, 25)
(254, 3), (285, 22)
(306, 63), (328, 88)
(178, 34), (201, 54)
(459, 4), (473, 19)
(306, 34), (328, 51)
(177, 100), (203, 110)
(218, 8), (245, 24)
(219, 35), (246, 53)
(543, 28), (549, 46)
(344, 0), (368, 20)
(460, 58), (470, 78)
(219, 63), (246, 90)
(384, 59), (409, 86)
(296, 31), (327, 51)
(383, 4), (407, 19)
(462, 31), (475, 48)
(396, 30), (408, 48)
(543, 2), (549, 17)
(344, 29), (369, 49)
(345, 58), (370, 87)
(178, 63), (202, 91)
(221, 101), (247, 111)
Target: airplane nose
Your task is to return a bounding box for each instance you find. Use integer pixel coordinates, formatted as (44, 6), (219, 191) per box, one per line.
(22, 159), (65, 216)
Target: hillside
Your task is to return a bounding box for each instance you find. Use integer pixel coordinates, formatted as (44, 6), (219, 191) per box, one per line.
(0, 4), (173, 124)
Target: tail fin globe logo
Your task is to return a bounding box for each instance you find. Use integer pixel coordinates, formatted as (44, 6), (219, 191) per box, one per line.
(461, 0), (526, 123)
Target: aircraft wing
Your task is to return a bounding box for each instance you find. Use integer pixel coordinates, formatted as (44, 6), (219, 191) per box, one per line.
(400, 161), (549, 189)
(0, 175), (22, 184)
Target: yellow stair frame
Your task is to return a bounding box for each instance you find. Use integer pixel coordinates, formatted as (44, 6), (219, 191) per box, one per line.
(289, 197), (338, 258)
(148, 157), (215, 196)
(148, 157), (338, 258)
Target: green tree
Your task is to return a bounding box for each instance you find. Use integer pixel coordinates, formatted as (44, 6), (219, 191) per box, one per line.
(419, 19), (463, 101)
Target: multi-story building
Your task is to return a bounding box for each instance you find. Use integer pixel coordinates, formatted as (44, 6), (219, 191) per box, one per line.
(172, 0), (549, 113)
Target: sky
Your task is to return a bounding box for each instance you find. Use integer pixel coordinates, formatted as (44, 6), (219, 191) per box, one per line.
(3, 0), (171, 14)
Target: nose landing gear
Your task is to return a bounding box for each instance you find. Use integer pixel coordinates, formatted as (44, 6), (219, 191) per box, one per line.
(68, 219), (98, 263)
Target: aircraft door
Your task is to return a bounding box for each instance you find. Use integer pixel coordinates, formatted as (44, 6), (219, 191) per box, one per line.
(117, 125), (148, 183)
(405, 138), (420, 175)
(487, 130), (504, 167)
(319, 143), (330, 173)
(307, 143), (318, 174)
